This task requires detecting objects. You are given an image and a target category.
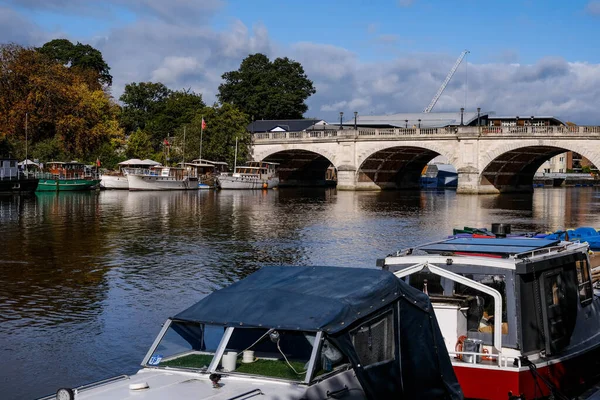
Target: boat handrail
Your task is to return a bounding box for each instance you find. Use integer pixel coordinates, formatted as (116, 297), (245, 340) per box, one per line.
(36, 375), (130, 400)
(448, 351), (512, 368)
(226, 388), (264, 400)
(393, 262), (504, 366)
(514, 241), (586, 259)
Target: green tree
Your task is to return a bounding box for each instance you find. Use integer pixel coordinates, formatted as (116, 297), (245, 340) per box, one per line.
(218, 53), (316, 120)
(173, 103), (250, 168)
(125, 129), (154, 159)
(120, 83), (205, 151)
(119, 82), (171, 134)
(38, 39), (112, 87)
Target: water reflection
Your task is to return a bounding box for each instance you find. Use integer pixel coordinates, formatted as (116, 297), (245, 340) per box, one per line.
(2, 187), (600, 399)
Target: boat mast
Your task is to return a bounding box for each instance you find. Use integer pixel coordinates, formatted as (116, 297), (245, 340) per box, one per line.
(233, 137), (238, 172)
(25, 112), (28, 174)
(199, 115), (203, 163)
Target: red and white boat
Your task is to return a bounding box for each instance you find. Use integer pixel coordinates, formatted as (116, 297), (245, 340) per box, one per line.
(381, 224), (600, 400)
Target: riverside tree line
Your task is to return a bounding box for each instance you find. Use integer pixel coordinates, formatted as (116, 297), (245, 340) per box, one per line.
(0, 40), (316, 169)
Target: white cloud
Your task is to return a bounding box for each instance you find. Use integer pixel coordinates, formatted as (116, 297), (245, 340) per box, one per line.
(3, 2), (600, 124)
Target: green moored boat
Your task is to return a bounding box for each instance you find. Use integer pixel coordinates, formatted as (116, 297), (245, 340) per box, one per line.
(36, 161), (100, 192)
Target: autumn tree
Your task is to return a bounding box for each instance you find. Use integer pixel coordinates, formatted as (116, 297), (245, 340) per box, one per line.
(0, 43), (123, 160)
(218, 53), (316, 120)
(172, 103), (250, 168)
(38, 39), (112, 87)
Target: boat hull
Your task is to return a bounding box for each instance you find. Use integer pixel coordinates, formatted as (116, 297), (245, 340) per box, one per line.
(454, 343), (600, 400)
(0, 177), (39, 193)
(100, 175), (129, 190)
(128, 174), (198, 191)
(218, 175), (279, 189)
(36, 178), (100, 192)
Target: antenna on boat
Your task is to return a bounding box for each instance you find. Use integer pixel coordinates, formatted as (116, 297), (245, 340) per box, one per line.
(182, 126), (186, 165)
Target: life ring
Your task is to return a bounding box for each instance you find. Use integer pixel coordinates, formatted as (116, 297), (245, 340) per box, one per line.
(455, 335), (467, 360)
(482, 347), (493, 361)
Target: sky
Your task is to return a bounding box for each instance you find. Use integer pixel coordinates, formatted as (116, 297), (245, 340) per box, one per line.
(1, 0), (600, 123)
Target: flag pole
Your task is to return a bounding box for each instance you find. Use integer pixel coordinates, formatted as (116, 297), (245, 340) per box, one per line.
(183, 126), (186, 165)
(199, 115), (204, 162)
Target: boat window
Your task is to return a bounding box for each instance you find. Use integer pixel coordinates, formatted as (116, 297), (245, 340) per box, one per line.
(145, 322), (226, 370)
(350, 310), (395, 367)
(221, 328), (315, 381)
(312, 339), (349, 380)
(576, 259), (593, 305)
(454, 274), (508, 334)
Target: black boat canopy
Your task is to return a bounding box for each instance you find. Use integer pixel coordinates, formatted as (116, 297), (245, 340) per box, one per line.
(174, 266), (424, 333)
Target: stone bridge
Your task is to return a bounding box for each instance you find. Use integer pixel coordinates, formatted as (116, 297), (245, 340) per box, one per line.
(252, 125), (600, 194)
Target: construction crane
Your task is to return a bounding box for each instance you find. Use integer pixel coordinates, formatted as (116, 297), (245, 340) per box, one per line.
(423, 50), (469, 113)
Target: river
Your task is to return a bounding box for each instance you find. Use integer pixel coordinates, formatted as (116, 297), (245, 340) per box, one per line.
(2, 187), (600, 399)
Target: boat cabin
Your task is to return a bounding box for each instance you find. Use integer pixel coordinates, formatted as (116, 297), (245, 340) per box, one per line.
(233, 161), (278, 178)
(0, 158), (19, 180)
(116, 159), (161, 175)
(382, 233), (600, 400)
(45, 161), (96, 179)
(48, 266), (460, 399)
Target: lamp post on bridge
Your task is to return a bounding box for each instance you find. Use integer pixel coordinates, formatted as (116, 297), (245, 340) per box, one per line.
(339, 112), (344, 130)
(418, 119), (421, 129)
(405, 119), (408, 129)
(477, 107), (481, 127)
(354, 111), (358, 130)
(460, 107), (464, 126)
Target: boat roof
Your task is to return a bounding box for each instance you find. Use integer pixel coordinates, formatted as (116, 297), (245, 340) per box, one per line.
(420, 237), (561, 257)
(118, 158), (161, 166)
(174, 266), (416, 334)
(191, 159), (228, 166)
(46, 161), (85, 166)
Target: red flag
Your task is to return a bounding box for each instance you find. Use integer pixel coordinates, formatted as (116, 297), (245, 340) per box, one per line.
(96, 158), (101, 167)
(163, 138), (170, 146)
(201, 118), (207, 130)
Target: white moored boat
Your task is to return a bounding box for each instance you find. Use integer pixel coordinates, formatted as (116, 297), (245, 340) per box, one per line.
(39, 266), (462, 400)
(217, 161), (279, 190)
(101, 159), (161, 190)
(127, 166), (198, 191)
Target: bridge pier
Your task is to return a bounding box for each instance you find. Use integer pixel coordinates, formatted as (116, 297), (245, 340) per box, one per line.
(336, 165), (357, 191)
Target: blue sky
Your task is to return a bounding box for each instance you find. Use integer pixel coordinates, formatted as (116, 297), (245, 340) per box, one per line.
(2, 0), (600, 122)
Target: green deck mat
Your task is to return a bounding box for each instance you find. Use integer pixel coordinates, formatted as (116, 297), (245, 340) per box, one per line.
(159, 354), (214, 369)
(235, 359), (307, 380)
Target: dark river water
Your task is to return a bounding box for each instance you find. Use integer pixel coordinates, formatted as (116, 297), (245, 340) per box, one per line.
(2, 187), (600, 399)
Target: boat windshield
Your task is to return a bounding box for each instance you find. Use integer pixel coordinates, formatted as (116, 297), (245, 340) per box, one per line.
(145, 321), (226, 371)
(219, 328), (317, 381)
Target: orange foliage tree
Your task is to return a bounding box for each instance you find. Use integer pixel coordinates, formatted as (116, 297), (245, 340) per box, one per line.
(0, 43), (123, 160)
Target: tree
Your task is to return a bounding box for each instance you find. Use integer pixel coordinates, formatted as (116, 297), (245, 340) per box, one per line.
(125, 129), (154, 159)
(119, 83), (204, 150)
(172, 103), (250, 168)
(218, 53), (316, 120)
(38, 39), (112, 87)
(0, 43), (124, 160)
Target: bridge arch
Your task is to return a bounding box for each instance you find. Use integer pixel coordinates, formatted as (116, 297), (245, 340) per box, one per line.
(478, 140), (600, 193)
(258, 148), (337, 187)
(356, 144), (454, 190)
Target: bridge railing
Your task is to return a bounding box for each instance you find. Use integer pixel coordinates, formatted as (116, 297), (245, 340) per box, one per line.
(253, 126), (600, 142)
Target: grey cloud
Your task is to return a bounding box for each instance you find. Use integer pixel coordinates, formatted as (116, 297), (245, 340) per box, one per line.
(0, 6), (53, 45)
(586, 1), (600, 15)
(2, 0), (223, 23)
(513, 57), (570, 83)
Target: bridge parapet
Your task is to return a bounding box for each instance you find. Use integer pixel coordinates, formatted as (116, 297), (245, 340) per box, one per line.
(253, 126), (600, 143)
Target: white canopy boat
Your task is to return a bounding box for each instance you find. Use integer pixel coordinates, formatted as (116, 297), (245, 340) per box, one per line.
(127, 165), (199, 191)
(101, 159), (161, 190)
(39, 266), (462, 399)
